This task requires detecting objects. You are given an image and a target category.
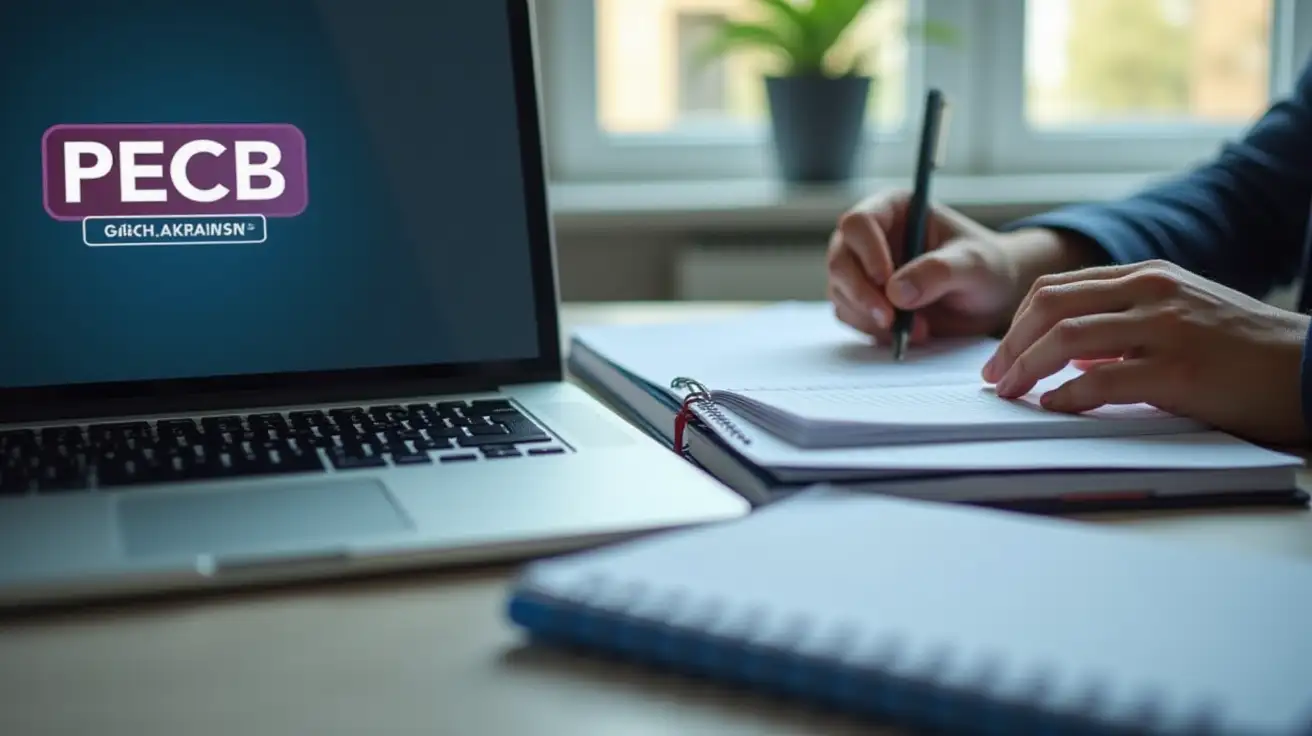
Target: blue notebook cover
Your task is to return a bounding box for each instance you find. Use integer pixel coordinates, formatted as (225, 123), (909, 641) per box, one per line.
(507, 488), (1312, 735)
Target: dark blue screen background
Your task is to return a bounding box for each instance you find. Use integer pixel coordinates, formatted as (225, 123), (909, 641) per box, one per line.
(0, 0), (542, 389)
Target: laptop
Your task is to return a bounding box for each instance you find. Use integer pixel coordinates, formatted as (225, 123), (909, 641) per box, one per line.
(0, 0), (749, 608)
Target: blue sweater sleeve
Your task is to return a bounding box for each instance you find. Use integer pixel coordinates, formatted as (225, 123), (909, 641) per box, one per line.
(1007, 61), (1312, 298)
(1005, 58), (1312, 438)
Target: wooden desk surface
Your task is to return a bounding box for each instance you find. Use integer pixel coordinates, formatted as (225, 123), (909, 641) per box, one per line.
(2, 302), (1310, 736)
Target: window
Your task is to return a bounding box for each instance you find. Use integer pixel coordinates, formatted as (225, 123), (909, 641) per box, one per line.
(539, 0), (1312, 182)
(675, 13), (730, 117)
(542, 0), (926, 180)
(594, 0), (908, 135)
(1025, 0), (1272, 128)
(986, 0), (1285, 173)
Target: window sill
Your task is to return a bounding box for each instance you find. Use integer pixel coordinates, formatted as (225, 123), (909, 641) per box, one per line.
(548, 172), (1168, 233)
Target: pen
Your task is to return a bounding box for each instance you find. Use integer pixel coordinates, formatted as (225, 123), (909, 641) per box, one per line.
(892, 88), (948, 361)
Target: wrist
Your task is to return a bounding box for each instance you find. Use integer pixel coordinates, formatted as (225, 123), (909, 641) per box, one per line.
(984, 228), (1110, 331)
(1269, 308), (1312, 444)
(1297, 315), (1312, 445)
(1001, 227), (1110, 291)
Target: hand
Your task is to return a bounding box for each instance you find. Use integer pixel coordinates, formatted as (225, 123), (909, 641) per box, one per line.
(983, 259), (1312, 445)
(826, 190), (1100, 344)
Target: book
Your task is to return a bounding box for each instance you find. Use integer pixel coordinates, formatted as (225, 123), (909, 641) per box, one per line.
(507, 487), (1312, 735)
(568, 303), (1307, 509)
(578, 301), (1202, 449)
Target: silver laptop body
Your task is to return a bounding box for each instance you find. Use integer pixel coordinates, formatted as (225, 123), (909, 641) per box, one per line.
(0, 0), (748, 608)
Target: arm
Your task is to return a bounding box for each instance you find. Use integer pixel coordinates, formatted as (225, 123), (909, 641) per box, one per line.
(1006, 59), (1312, 300)
(1002, 59), (1312, 441)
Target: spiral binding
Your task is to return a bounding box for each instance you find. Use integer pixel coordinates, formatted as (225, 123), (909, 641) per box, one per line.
(506, 578), (1186, 735)
(669, 377), (753, 455)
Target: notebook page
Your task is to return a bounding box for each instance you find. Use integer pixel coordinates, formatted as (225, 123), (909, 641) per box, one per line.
(571, 301), (999, 395)
(520, 490), (1312, 732)
(694, 397), (1300, 472)
(731, 370), (1181, 427)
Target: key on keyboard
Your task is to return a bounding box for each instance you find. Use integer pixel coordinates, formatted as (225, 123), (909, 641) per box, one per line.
(0, 399), (559, 494)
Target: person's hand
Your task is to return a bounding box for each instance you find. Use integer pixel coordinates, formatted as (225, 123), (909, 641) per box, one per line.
(983, 259), (1312, 445)
(826, 190), (1102, 344)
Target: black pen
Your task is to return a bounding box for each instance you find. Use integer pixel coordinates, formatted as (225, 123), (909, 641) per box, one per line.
(892, 88), (948, 361)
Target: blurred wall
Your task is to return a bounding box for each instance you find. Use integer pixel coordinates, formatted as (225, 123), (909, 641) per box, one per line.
(553, 206), (1034, 303)
(553, 208), (1302, 310)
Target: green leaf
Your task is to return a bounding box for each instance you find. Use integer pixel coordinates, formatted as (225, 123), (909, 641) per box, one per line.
(695, 20), (798, 72)
(694, 0), (960, 77)
(755, 0), (809, 33)
(799, 0), (871, 74)
(755, 0), (812, 67)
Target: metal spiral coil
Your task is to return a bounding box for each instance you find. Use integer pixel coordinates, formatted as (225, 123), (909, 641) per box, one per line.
(670, 377), (753, 445)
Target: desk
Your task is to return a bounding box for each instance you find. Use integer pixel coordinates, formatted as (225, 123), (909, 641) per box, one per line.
(1, 302), (1310, 736)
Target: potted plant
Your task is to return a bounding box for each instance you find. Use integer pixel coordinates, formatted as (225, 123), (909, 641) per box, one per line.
(700, 0), (956, 183)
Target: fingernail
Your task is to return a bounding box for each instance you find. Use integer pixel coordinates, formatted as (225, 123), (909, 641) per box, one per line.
(1041, 390), (1066, 411)
(891, 279), (919, 306)
(996, 372), (1015, 397)
(871, 308), (888, 329)
(982, 354), (998, 381)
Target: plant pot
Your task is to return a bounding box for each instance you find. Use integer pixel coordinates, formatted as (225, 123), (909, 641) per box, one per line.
(764, 74), (872, 184)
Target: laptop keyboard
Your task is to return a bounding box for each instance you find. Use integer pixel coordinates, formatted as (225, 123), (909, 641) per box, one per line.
(0, 399), (566, 495)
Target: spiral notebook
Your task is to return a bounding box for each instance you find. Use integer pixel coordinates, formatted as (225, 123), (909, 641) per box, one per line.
(575, 302), (1204, 450)
(662, 335), (1204, 450)
(568, 303), (1305, 509)
(673, 372), (1203, 449)
(507, 487), (1312, 734)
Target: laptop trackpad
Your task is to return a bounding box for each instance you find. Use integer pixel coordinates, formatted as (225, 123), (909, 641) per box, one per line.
(117, 479), (413, 560)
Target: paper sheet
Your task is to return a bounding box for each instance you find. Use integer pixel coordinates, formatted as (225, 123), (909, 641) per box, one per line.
(696, 398), (1300, 471)
(572, 301), (1000, 393)
(735, 374), (1178, 427)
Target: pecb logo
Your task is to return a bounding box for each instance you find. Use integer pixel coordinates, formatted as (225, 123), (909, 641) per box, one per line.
(42, 123), (307, 247)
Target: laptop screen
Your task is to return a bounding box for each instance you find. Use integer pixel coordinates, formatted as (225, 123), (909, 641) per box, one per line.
(0, 1), (551, 396)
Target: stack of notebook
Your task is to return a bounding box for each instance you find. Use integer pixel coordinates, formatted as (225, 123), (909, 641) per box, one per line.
(568, 302), (1307, 511)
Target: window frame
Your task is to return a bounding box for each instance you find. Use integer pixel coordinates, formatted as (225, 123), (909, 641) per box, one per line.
(538, 0), (1312, 183)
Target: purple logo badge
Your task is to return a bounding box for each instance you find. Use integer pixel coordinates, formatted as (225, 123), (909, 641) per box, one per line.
(42, 123), (308, 221)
